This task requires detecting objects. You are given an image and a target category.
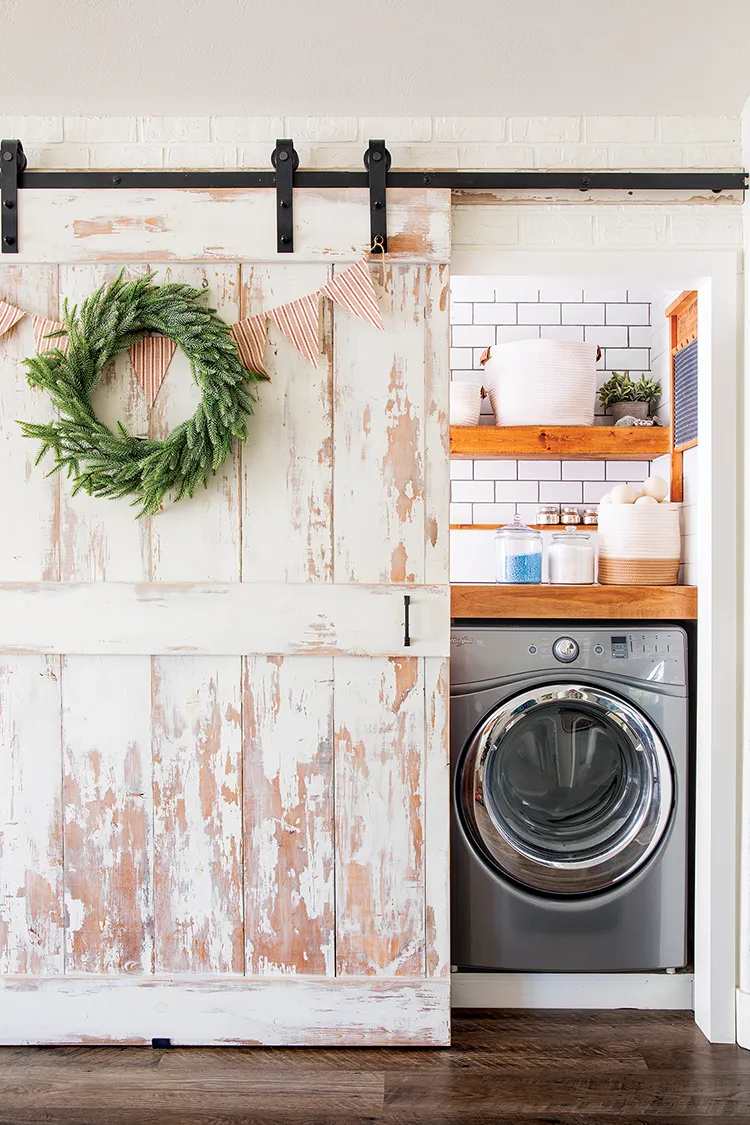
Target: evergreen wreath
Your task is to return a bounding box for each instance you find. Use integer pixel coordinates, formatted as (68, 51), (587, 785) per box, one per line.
(20, 272), (267, 516)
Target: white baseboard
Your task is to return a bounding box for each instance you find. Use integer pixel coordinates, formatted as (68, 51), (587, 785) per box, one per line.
(737, 988), (750, 1048)
(451, 972), (694, 1010)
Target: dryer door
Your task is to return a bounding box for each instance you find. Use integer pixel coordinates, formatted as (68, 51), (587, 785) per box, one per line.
(459, 683), (674, 895)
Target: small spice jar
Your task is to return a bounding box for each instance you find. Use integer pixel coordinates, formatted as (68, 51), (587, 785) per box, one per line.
(536, 504), (560, 526)
(548, 527), (595, 585)
(581, 507), (598, 525)
(560, 505), (582, 525)
(494, 515), (543, 585)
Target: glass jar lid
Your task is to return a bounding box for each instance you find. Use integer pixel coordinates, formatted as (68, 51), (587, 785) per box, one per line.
(495, 514), (540, 537)
(551, 526), (591, 541)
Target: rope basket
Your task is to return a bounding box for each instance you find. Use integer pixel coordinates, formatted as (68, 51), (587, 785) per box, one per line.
(597, 557), (680, 586)
(481, 340), (598, 426)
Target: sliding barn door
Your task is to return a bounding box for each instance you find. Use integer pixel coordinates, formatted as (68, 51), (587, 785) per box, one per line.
(0, 189), (451, 1045)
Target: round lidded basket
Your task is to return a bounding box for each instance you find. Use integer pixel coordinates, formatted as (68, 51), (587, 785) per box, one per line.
(481, 339), (599, 427)
(597, 502), (681, 585)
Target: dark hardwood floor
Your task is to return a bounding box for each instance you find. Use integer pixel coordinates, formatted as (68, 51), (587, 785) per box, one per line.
(0, 1010), (749, 1124)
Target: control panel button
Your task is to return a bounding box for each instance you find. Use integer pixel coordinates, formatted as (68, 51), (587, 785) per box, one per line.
(594, 644), (604, 655)
(553, 636), (579, 663)
(528, 645), (538, 655)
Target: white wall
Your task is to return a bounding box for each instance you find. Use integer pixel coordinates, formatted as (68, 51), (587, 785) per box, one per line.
(0, 115), (742, 174)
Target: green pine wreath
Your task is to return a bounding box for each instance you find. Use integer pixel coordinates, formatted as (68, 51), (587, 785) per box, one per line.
(20, 271), (267, 516)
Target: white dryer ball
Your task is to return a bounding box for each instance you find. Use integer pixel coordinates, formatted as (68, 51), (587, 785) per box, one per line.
(610, 484), (638, 505)
(641, 475), (669, 502)
(635, 494), (659, 505)
(599, 492), (612, 505)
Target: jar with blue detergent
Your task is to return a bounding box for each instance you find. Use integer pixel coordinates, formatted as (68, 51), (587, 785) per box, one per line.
(494, 515), (543, 584)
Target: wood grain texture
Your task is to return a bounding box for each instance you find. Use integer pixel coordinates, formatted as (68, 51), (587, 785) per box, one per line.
(0, 657), (63, 975)
(451, 583), (698, 620)
(57, 265), (150, 584)
(423, 264), (451, 586)
(149, 264), (242, 583)
(0, 266), (60, 582)
(14, 188), (452, 264)
(0, 582), (450, 656)
(335, 657), (425, 977)
(424, 657), (450, 979)
(450, 424), (671, 460)
(244, 656), (334, 976)
(334, 265), (428, 584)
(62, 656), (152, 974)
(152, 656), (243, 974)
(240, 264), (333, 583)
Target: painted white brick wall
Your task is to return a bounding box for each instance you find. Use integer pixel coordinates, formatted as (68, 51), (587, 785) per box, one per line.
(0, 115), (741, 171)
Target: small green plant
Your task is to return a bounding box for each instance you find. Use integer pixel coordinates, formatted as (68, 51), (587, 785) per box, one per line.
(632, 374), (662, 403)
(598, 371), (661, 408)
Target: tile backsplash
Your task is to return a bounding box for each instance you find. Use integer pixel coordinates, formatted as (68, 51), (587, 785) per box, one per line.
(450, 278), (665, 528)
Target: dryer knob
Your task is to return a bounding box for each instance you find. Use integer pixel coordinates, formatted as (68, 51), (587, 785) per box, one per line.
(553, 636), (579, 663)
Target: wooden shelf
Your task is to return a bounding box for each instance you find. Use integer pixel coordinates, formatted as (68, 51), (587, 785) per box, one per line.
(451, 524), (595, 531)
(450, 425), (670, 461)
(451, 584), (697, 620)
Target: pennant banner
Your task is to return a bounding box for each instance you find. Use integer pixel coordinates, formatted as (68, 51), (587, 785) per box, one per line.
(269, 292), (321, 368)
(231, 314), (268, 377)
(322, 258), (384, 331)
(32, 316), (69, 356)
(129, 335), (177, 407)
(0, 301), (25, 338)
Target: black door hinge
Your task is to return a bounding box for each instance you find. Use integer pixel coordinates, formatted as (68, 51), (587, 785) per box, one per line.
(365, 139), (391, 253)
(272, 139), (298, 253)
(1, 139), (25, 254)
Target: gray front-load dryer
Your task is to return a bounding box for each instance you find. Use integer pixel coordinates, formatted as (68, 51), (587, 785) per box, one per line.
(450, 625), (688, 972)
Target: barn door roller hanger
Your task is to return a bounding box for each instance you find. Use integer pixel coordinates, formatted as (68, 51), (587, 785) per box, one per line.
(1, 135), (746, 254)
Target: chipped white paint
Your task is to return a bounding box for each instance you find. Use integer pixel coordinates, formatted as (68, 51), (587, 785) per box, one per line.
(0, 582), (450, 656)
(0, 976), (450, 1046)
(244, 655), (335, 975)
(424, 657), (451, 978)
(0, 657), (64, 975)
(13, 189), (451, 264)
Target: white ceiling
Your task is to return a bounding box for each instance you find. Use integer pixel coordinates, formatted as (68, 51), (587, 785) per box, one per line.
(2, 0), (749, 116)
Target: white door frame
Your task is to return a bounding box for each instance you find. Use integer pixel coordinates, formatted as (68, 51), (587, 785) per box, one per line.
(451, 245), (741, 1044)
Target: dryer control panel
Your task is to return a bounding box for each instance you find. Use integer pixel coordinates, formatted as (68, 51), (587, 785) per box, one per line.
(450, 626), (687, 689)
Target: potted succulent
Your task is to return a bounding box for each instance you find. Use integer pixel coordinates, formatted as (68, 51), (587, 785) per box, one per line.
(599, 372), (662, 423)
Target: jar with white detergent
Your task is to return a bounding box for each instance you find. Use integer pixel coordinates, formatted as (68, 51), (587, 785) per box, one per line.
(548, 527), (595, 585)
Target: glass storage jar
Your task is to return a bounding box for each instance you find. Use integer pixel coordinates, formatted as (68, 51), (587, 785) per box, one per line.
(581, 507), (598, 525)
(560, 505), (582, 525)
(548, 527), (595, 585)
(495, 516), (543, 584)
(536, 504), (560, 525)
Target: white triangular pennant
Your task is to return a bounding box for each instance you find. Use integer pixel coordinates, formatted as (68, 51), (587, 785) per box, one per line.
(231, 314), (269, 377)
(129, 335), (177, 407)
(322, 258), (385, 331)
(268, 292), (321, 368)
(0, 301), (25, 338)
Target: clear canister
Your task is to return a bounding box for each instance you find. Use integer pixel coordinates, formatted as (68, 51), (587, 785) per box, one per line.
(494, 515), (543, 584)
(581, 507), (598, 525)
(560, 505), (582, 525)
(536, 504), (560, 526)
(548, 526), (595, 585)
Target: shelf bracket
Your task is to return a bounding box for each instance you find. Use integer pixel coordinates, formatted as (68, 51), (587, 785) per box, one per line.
(1, 139), (25, 254)
(271, 138), (298, 253)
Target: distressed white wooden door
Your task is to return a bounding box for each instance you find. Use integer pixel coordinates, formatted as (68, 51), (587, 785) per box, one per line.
(0, 188), (451, 1045)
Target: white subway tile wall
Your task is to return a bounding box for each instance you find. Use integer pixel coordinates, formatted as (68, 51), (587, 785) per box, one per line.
(449, 279), (664, 524)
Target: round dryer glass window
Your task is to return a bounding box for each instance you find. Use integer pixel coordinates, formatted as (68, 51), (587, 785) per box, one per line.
(460, 684), (674, 895)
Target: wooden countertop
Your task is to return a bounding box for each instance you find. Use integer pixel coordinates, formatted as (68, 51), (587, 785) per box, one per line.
(451, 584), (698, 620)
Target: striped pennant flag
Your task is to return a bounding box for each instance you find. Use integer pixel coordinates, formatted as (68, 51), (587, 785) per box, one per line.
(129, 335), (177, 407)
(231, 313), (268, 377)
(0, 300), (25, 338)
(322, 258), (384, 331)
(32, 316), (69, 356)
(268, 292), (321, 368)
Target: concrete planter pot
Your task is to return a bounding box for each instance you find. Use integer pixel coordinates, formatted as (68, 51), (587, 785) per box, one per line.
(608, 400), (651, 423)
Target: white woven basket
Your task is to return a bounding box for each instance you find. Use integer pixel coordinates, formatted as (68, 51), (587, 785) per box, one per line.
(482, 339), (598, 426)
(450, 382), (484, 426)
(597, 503), (681, 585)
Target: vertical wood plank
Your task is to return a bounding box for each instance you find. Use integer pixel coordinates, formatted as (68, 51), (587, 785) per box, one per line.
(0, 265), (60, 581)
(423, 264), (450, 585)
(244, 655), (335, 975)
(240, 264), (333, 583)
(335, 656), (425, 976)
(152, 656), (243, 973)
(149, 264), (242, 582)
(0, 657), (64, 974)
(423, 657), (450, 978)
(62, 655), (152, 974)
(57, 264), (150, 583)
(333, 264), (426, 584)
